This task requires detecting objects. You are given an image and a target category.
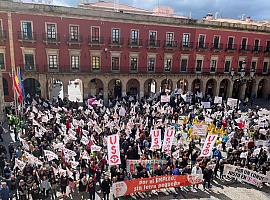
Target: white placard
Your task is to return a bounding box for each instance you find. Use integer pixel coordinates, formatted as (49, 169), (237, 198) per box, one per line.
(214, 96), (223, 104)
(107, 134), (121, 166)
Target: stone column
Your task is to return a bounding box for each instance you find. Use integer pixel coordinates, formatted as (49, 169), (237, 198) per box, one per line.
(103, 79), (109, 105)
(251, 81), (258, 99)
(227, 81), (234, 98)
(122, 79), (127, 97)
(62, 80), (69, 99)
(202, 79), (207, 98)
(156, 79), (162, 93)
(139, 80), (144, 99)
(0, 70), (5, 121)
(38, 74), (48, 99)
(239, 83), (247, 100)
(215, 80), (221, 97)
(188, 78), (193, 93)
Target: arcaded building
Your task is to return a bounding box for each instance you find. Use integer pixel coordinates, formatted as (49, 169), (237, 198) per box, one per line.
(0, 0), (270, 105)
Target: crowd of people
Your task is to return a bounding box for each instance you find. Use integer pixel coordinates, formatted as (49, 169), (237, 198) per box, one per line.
(0, 92), (269, 200)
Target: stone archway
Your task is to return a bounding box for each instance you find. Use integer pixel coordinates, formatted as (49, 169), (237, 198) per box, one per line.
(108, 79), (122, 99)
(144, 79), (157, 98)
(176, 79), (188, 94)
(192, 79), (202, 94)
(126, 79), (140, 98)
(219, 79), (230, 98)
(67, 79), (83, 102)
(245, 79), (255, 99)
(89, 78), (104, 98)
(205, 79), (217, 97)
(51, 79), (64, 100)
(161, 79), (173, 94)
(257, 79), (268, 98)
(23, 78), (41, 97)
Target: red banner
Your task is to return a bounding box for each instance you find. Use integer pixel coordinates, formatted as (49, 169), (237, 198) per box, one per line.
(112, 175), (203, 197)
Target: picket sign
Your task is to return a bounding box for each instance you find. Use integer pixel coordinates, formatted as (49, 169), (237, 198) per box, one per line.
(162, 129), (175, 152)
(107, 134), (121, 166)
(150, 129), (162, 150)
(200, 135), (218, 157)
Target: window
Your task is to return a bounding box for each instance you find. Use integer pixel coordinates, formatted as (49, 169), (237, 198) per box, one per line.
(71, 55), (80, 70)
(111, 56), (120, 71)
(24, 54), (35, 70)
(227, 37), (234, 49)
(213, 36), (220, 49)
(131, 30), (139, 44)
(182, 33), (190, 47)
(210, 59), (217, 73)
(238, 60), (246, 72)
(263, 61), (269, 73)
(112, 29), (120, 43)
(130, 57), (138, 71)
(241, 38), (247, 50)
(180, 58), (188, 72)
(92, 56), (100, 70)
(198, 35), (205, 48)
(254, 39), (259, 51)
(69, 25), (79, 41)
(91, 27), (100, 42)
(251, 61), (257, 71)
(266, 41), (270, 52)
(196, 59), (203, 72)
(149, 31), (157, 46)
(21, 21), (32, 39)
(0, 53), (5, 70)
(224, 60), (231, 73)
(2, 78), (8, 96)
(48, 55), (58, 69)
(166, 32), (174, 46)
(148, 57), (155, 72)
(46, 23), (56, 39)
(164, 58), (172, 72)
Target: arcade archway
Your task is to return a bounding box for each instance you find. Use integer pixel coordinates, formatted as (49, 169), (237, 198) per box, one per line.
(89, 78), (104, 98)
(23, 78), (41, 97)
(144, 79), (157, 98)
(205, 79), (217, 97)
(67, 79), (83, 102)
(126, 79), (140, 98)
(108, 79), (122, 99)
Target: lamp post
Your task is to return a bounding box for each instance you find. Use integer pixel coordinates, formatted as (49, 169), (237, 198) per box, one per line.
(230, 60), (255, 110)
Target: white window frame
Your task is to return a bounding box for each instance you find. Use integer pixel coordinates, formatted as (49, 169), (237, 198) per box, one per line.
(241, 37), (248, 49)
(263, 59), (269, 74)
(129, 53), (138, 72)
(112, 28), (120, 43)
(198, 34), (206, 48)
(20, 20), (33, 39)
(90, 50), (101, 71)
(45, 22), (57, 39)
(210, 56), (218, 73)
(147, 53), (156, 72)
(195, 55), (204, 73)
(111, 51), (121, 71)
(182, 33), (190, 47)
(251, 58), (258, 72)
(227, 36), (235, 48)
(91, 26), (100, 42)
(180, 54), (189, 72)
(46, 49), (59, 70)
(224, 56), (232, 73)
(0, 48), (6, 71)
(213, 35), (220, 48)
(69, 24), (79, 41)
(21, 47), (36, 71)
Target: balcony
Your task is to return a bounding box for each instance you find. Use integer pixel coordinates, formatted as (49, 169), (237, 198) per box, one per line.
(147, 40), (160, 48)
(42, 33), (60, 45)
(88, 36), (104, 47)
(23, 64), (37, 72)
(211, 43), (223, 52)
(225, 44), (237, 52)
(128, 38), (143, 48)
(264, 46), (270, 54)
(0, 31), (7, 44)
(18, 31), (36, 43)
(196, 42), (209, 51)
(210, 67), (216, 73)
(164, 41), (178, 49)
(109, 38), (124, 48)
(252, 46), (262, 53)
(239, 45), (251, 53)
(47, 65), (59, 72)
(181, 42), (193, 51)
(67, 35), (83, 46)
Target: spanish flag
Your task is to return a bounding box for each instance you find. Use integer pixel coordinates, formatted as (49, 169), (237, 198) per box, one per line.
(13, 69), (23, 103)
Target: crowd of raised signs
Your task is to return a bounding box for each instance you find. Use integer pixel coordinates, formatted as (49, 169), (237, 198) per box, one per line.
(0, 94), (269, 200)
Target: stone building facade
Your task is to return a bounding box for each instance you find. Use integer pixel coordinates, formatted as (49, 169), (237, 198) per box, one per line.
(0, 1), (270, 105)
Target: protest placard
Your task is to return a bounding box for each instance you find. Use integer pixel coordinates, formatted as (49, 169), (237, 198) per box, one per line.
(126, 159), (167, 173)
(227, 98), (238, 108)
(224, 164), (268, 187)
(214, 96), (223, 104)
(201, 102), (211, 109)
(161, 95), (170, 103)
(192, 124), (208, 136)
(150, 129), (162, 150)
(112, 175), (203, 197)
(107, 134), (121, 166)
(200, 135), (218, 157)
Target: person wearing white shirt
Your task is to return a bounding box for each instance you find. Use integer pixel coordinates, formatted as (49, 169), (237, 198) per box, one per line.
(191, 163), (202, 192)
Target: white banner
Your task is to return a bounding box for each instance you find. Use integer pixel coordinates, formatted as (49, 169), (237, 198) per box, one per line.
(227, 98), (238, 108)
(15, 158), (26, 171)
(44, 150), (58, 161)
(224, 164), (269, 187)
(200, 135), (218, 157)
(24, 152), (43, 166)
(162, 129), (175, 152)
(91, 145), (102, 152)
(20, 138), (30, 151)
(161, 95), (170, 103)
(81, 136), (89, 145)
(201, 102), (211, 109)
(107, 134), (121, 166)
(150, 129), (162, 150)
(214, 96), (223, 104)
(192, 124), (208, 136)
(63, 148), (77, 157)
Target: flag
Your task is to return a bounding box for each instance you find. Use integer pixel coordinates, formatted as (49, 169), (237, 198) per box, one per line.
(18, 67), (25, 100)
(13, 68), (23, 103)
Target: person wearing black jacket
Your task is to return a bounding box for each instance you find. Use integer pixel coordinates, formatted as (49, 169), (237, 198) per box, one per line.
(79, 176), (88, 199)
(87, 177), (96, 200)
(203, 165), (213, 190)
(101, 176), (111, 200)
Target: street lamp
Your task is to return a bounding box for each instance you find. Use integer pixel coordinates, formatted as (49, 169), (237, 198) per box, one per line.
(230, 60), (254, 109)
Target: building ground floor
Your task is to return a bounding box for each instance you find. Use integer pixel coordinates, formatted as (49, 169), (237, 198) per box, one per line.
(10, 73), (269, 104)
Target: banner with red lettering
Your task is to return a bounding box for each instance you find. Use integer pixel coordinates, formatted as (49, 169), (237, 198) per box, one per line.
(162, 128), (175, 152)
(107, 134), (121, 166)
(192, 124), (208, 136)
(112, 175), (203, 197)
(200, 134), (218, 157)
(150, 129), (162, 150)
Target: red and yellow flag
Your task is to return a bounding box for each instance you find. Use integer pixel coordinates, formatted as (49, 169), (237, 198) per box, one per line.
(13, 71), (23, 103)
